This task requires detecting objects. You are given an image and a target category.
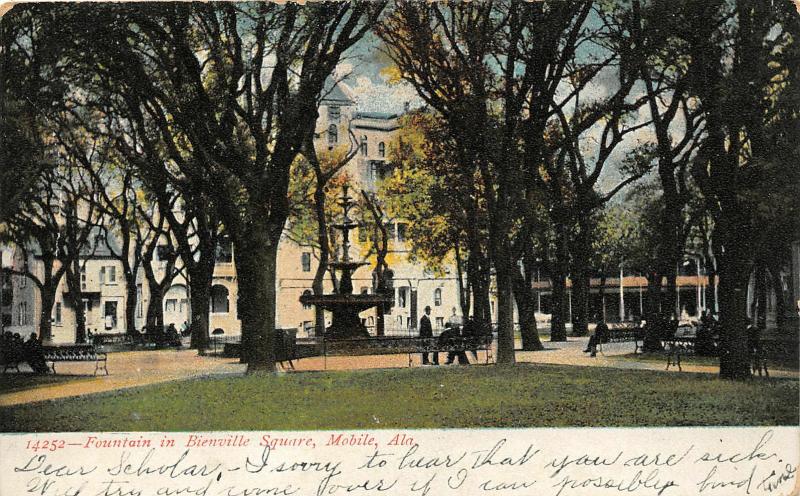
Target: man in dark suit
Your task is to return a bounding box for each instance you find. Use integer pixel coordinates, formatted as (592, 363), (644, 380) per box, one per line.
(419, 305), (438, 365)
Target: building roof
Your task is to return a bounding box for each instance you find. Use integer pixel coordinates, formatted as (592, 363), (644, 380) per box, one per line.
(354, 111), (400, 120)
(82, 227), (122, 258)
(321, 79), (355, 106)
(352, 112), (401, 132)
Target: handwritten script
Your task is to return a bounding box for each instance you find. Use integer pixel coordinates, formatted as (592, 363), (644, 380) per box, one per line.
(1, 428), (797, 496)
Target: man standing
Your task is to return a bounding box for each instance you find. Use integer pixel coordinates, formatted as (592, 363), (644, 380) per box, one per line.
(419, 305), (438, 365)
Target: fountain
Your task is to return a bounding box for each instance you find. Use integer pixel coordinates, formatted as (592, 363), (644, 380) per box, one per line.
(299, 185), (392, 339)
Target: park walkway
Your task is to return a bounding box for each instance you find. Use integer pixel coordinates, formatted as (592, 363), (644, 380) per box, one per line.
(1, 337), (796, 407)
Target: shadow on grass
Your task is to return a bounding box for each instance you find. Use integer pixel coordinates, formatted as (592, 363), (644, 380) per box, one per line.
(0, 373), (96, 395)
(617, 352), (800, 371)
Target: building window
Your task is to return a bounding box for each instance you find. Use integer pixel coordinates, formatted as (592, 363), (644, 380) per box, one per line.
(80, 266), (86, 290)
(136, 284), (143, 318)
(215, 238), (233, 263)
(100, 266), (116, 284)
(360, 135), (368, 156)
(302, 289), (312, 310)
(19, 274), (26, 288)
(104, 301), (118, 330)
(367, 316), (374, 327)
(1, 276), (12, 306)
(378, 142), (386, 158)
(398, 287), (408, 308)
(53, 302), (62, 325)
(165, 299), (177, 313)
(436, 317), (444, 329)
(360, 287), (369, 295)
(301, 252), (312, 272)
(434, 288), (442, 306)
(83, 299), (91, 318)
(358, 226), (368, 243)
(211, 285), (230, 314)
(328, 124), (338, 145)
(328, 106), (340, 122)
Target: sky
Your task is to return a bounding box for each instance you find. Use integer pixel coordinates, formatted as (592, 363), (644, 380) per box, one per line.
(333, 33), (424, 115)
(334, 32), (662, 198)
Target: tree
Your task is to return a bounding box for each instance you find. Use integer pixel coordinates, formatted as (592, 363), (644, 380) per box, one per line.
(74, 3), (386, 371)
(0, 5), (63, 224)
(134, 199), (181, 332)
(379, 2), (519, 363)
(615, 0), (707, 322)
(2, 165), (99, 341)
(45, 3), (385, 365)
(380, 111), (491, 323)
(685, 0), (797, 379)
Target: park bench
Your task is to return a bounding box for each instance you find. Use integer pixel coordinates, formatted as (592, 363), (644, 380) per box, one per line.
(659, 336), (769, 376)
(42, 344), (108, 375)
(324, 334), (494, 367)
(221, 329), (302, 370)
(91, 332), (132, 346)
(598, 326), (645, 354)
(1, 346), (23, 373)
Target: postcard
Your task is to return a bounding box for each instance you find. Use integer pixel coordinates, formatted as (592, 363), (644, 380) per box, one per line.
(1, 1), (798, 495)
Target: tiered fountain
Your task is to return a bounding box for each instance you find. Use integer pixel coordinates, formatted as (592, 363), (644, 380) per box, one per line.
(299, 185), (392, 339)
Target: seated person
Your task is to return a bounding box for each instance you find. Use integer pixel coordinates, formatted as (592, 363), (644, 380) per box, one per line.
(165, 323), (182, 346)
(24, 333), (49, 374)
(450, 321), (472, 365)
(584, 317), (609, 357)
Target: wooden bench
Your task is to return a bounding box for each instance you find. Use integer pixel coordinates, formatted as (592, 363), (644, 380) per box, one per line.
(42, 344), (108, 375)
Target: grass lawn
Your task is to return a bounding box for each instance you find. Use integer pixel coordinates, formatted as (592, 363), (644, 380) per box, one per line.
(0, 373), (95, 395)
(1, 363), (797, 432)
(617, 352), (800, 371)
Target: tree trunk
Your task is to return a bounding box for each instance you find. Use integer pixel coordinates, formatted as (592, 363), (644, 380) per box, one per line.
(454, 240), (470, 319)
(642, 272), (664, 352)
(467, 254), (489, 322)
(717, 251), (752, 379)
(663, 267), (678, 319)
(64, 263), (86, 343)
(235, 220), (279, 373)
(39, 286), (55, 342)
(570, 219), (592, 336)
(188, 251), (214, 353)
(146, 284), (165, 330)
(124, 266), (138, 335)
(571, 268), (589, 336)
(513, 267), (543, 351)
(494, 256), (516, 364)
(755, 266), (767, 330)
